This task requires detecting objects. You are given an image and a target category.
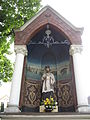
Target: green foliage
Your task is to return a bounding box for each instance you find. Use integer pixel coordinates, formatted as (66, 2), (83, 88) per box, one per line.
(0, 0), (41, 82)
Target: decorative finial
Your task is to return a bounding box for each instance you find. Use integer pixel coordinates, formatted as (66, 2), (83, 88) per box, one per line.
(47, 24), (49, 29)
(45, 24), (51, 37)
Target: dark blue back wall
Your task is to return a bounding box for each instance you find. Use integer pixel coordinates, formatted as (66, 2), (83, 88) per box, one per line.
(26, 24), (72, 80)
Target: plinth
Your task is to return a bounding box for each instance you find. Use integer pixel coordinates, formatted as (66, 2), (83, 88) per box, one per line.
(40, 105), (58, 112)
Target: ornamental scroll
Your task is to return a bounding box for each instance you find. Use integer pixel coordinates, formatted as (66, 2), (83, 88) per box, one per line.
(57, 81), (74, 108)
(23, 80), (41, 108)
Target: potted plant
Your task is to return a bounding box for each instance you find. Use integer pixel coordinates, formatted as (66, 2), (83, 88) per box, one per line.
(42, 97), (57, 112)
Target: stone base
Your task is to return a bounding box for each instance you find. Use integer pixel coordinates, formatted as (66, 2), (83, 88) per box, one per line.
(4, 105), (21, 113)
(77, 105), (90, 113)
(1, 114), (90, 120)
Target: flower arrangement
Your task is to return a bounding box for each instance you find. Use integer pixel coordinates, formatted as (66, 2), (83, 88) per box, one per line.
(42, 97), (57, 112)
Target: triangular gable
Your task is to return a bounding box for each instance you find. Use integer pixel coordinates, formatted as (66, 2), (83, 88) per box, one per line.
(15, 5), (83, 45)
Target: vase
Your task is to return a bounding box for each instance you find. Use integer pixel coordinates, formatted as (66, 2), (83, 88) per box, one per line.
(45, 108), (53, 112)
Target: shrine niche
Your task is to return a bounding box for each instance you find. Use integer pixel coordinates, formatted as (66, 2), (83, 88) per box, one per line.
(6, 5), (85, 113)
(20, 23), (76, 112)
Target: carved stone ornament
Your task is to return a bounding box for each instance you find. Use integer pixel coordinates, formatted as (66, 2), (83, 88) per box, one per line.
(69, 45), (83, 56)
(14, 45), (27, 56)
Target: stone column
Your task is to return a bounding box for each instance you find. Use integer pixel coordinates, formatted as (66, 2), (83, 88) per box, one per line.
(5, 45), (27, 112)
(69, 45), (90, 113)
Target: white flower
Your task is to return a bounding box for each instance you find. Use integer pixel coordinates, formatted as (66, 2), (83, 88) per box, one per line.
(49, 106), (51, 108)
(55, 102), (57, 105)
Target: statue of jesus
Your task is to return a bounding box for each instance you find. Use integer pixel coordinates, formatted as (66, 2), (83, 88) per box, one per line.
(42, 66), (55, 100)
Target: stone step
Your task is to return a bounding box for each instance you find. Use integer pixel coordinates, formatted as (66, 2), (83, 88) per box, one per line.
(0, 114), (90, 120)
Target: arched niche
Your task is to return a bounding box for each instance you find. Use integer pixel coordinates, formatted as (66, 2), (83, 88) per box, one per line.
(21, 24), (76, 112)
